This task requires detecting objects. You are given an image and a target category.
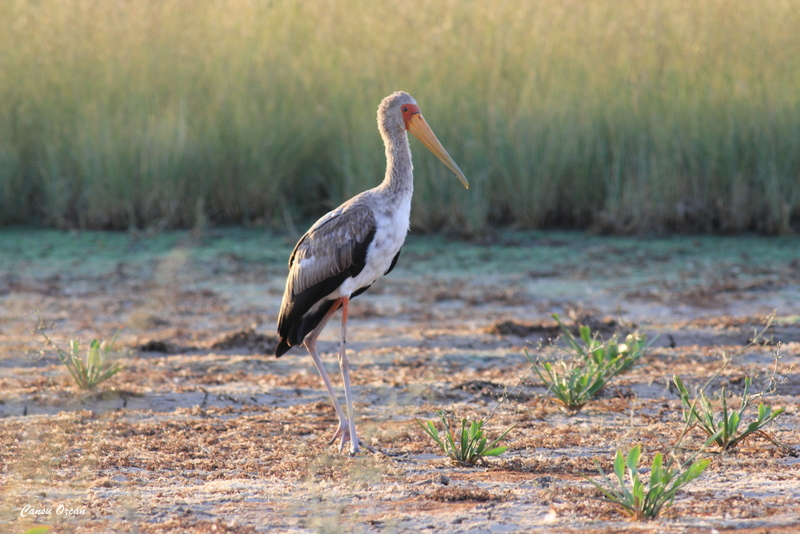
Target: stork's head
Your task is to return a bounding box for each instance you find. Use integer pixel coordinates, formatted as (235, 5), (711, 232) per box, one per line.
(378, 91), (469, 189)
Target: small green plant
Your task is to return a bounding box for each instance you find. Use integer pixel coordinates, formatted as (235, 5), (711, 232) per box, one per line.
(415, 411), (516, 467)
(674, 375), (786, 451)
(38, 325), (124, 390)
(587, 445), (710, 521)
(673, 312), (787, 451)
(527, 314), (646, 414)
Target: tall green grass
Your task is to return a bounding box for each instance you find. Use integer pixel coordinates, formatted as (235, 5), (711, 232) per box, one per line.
(1, 0), (799, 234)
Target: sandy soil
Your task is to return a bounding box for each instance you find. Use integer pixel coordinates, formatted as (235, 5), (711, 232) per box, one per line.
(1, 228), (799, 533)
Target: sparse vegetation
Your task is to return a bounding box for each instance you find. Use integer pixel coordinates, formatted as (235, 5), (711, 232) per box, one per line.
(587, 445), (711, 521)
(38, 325), (124, 390)
(416, 411), (516, 467)
(2, 1), (799, 234)
(527, 315), (645, 413)
(674, 313), (787, 451)
(674, 375), (786, 451)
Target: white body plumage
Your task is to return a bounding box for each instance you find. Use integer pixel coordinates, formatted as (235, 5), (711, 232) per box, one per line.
(336, 188), (412, 298)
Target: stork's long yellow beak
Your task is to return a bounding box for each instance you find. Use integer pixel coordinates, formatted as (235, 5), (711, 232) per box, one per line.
(407, 114), (469, 189)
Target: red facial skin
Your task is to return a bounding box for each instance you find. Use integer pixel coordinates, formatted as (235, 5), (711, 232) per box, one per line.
(401, 104), (421, 130)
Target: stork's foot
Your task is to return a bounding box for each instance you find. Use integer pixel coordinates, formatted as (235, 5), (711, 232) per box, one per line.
(327, 420), (382, 456)
(328, 419), (359, 455)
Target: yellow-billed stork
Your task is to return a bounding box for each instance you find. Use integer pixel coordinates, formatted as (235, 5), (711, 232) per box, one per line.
(275, 91), (468, 454)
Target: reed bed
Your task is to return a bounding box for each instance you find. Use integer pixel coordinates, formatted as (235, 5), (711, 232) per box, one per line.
(1, 0), (799, 234)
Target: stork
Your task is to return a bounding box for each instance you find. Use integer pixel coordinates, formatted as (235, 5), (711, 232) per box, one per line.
(275, 91), (468, 455)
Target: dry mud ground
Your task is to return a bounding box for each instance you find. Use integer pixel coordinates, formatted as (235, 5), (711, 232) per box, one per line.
(1, 228), (799, 533)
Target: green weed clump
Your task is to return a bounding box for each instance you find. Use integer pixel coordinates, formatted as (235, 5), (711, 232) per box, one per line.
(674, 375), (786, 451)
(39, 328), (124, 391)
(528, 315), (645, 414)
(673, 313), (787, 451)
(587, 445), (710, 521)
(1, 1), (799, 234)
(416, 411), (516, 467)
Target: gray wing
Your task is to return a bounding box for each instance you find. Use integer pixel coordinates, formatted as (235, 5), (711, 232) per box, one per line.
(286, 203), (377, 298)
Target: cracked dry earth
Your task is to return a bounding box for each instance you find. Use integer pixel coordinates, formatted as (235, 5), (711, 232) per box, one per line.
(1, 228), (799, 533)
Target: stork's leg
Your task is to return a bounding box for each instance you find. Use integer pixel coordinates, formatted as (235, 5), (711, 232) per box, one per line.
(337, 296), (361, 455)
(303, 298), (351, 448)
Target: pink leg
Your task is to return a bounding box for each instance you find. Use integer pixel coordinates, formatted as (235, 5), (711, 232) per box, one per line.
(304, 297), (376, 454)
(338, 296), (361, 455)
(303, 298), (351, 449)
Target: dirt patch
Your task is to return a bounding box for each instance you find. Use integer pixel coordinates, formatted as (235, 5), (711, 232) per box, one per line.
(1, 229), (799, 532)
(209, 328), (278, 354)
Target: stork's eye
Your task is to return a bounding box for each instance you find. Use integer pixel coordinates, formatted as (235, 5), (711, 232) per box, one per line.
(402, 106), (409, 112)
